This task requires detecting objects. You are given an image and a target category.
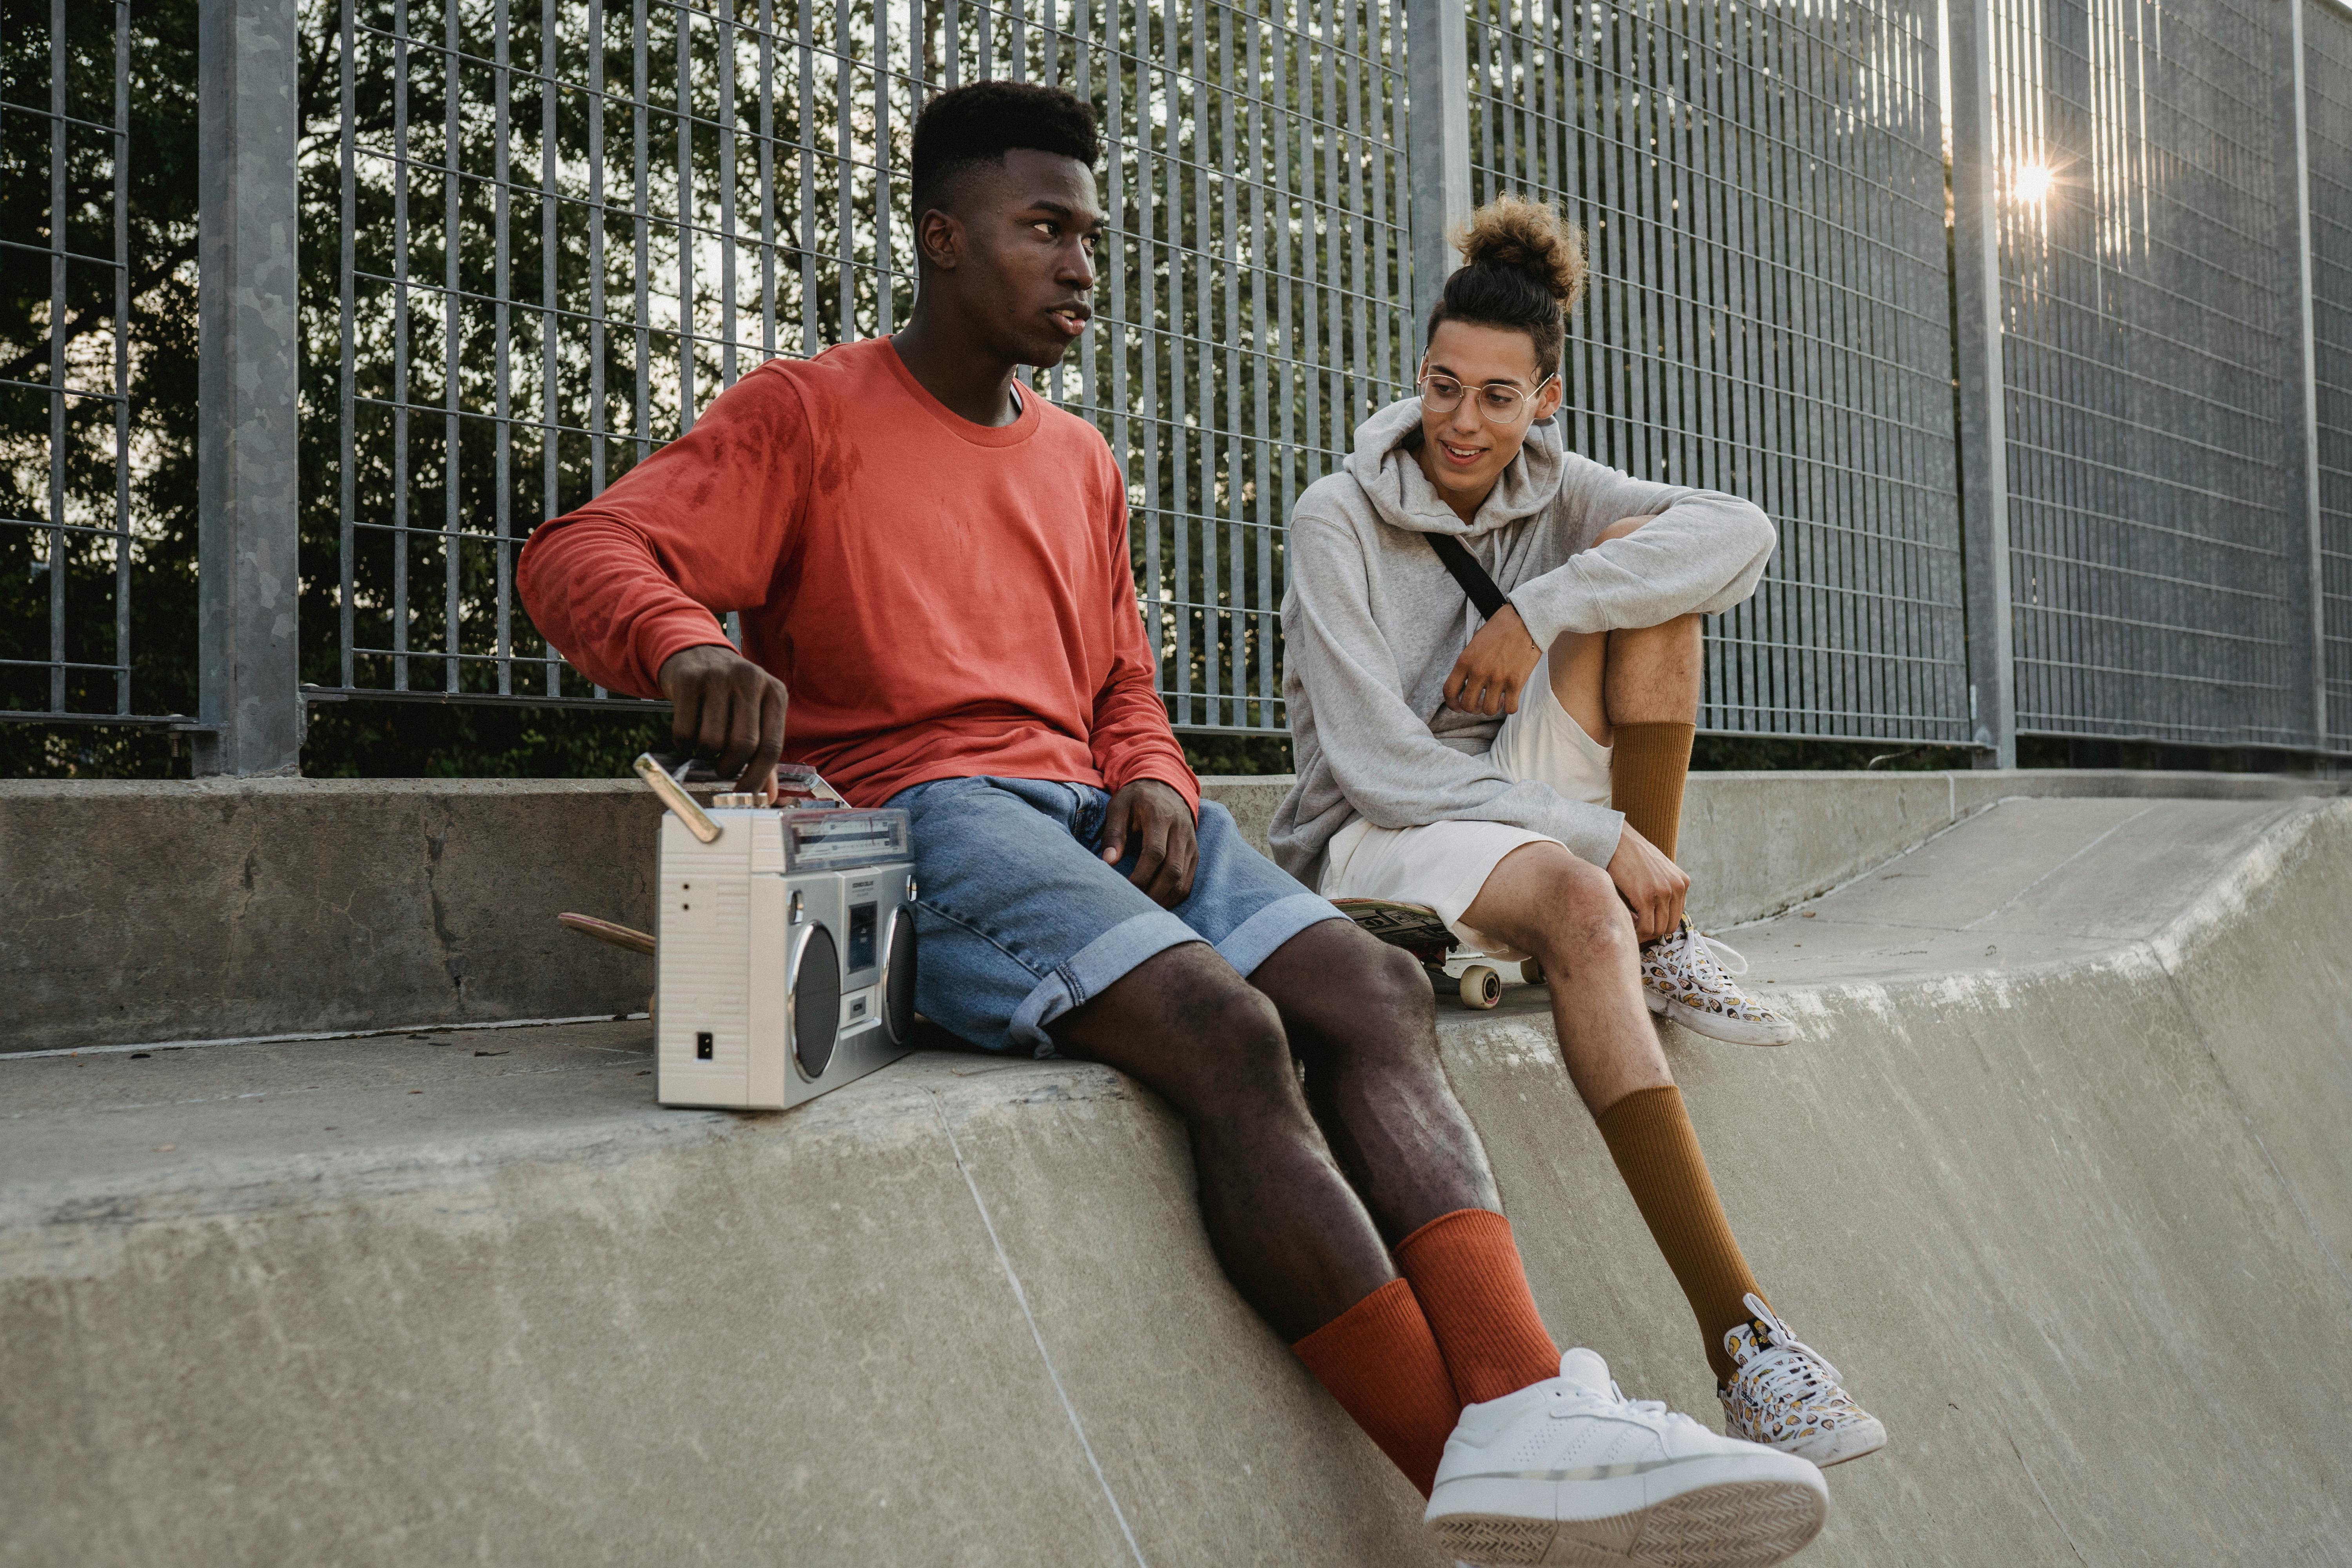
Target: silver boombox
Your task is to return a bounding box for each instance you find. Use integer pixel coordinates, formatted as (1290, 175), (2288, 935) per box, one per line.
(635, 755), (918, 1110)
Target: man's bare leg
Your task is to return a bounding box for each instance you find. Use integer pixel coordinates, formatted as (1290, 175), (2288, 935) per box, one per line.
(1047, 939), (1395, 1342)
(1054, 920), (1564, 1449)
(1547, 515), (1703, 754)
(1252, 918), (1501, 1241)
(1463, 842), (1668, 1115)
(1253, 918), (1566, 1412)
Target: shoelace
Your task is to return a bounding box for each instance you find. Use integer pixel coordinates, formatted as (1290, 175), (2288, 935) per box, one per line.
(1733, 1292), (1844, 1404)
(1662, 921), (1751, 987)
(1553, 1379), (1707, 1436)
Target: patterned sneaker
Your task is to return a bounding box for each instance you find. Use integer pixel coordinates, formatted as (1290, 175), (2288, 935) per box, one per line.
(1719, 1294), (1887, 1467)
(1640, 919), (1797, 1045)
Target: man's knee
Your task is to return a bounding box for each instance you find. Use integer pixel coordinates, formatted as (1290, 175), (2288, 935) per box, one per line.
(1319, 938), (1443, 1068)
(1260, 921), (1436, 1055)
(1529, 854), (1637, 962)
(1158, 969), (1301, 1109)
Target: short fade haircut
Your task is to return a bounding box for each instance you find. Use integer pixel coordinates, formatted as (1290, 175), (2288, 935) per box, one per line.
(908, 81), (1099, 223)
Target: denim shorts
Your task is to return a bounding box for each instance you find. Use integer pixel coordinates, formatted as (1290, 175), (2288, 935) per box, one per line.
(886, 775), (1345, 1054)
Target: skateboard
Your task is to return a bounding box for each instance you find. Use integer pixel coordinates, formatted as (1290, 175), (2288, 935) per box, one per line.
(1331, 897), (1545, 1010)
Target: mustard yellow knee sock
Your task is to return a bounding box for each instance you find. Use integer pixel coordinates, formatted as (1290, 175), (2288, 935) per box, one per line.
(1594, 1084), (1765, 1384)
(1610, 720), (1695, 863)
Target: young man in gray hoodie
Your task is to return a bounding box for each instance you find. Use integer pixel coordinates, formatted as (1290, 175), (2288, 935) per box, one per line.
(1272, 198), (1887, 1495)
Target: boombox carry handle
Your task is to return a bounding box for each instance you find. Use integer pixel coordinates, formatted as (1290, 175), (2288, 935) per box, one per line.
(633, 752), (724, 843)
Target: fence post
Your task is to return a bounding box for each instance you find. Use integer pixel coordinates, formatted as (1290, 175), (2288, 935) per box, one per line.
(1405, 0), (1471, 338)
(2279, 0), (2328, 757)
(193, 0), (305, 778)
(1947, 0), (2015, 770)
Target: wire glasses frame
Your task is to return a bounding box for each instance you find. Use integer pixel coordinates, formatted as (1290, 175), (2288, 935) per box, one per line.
(1417, 369), (1558, 423)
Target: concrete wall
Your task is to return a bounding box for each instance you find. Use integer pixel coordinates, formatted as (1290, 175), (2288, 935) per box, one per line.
(5, 794), (2349, 1564)
(4, 769), (2339, 1053)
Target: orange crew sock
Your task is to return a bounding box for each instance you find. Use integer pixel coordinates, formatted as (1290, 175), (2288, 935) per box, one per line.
(1595, 1084), (1765, 1383)
(1393, 1209), (1563, 1406)
(1610, 720), (1697, 864)
(1292, 1278), (1463, 1496)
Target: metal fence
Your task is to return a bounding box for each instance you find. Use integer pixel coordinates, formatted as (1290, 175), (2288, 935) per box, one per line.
(322, 0), (1412, 735)
(11, 0), (2352, 773)
(2311, 0), (2352, 753)
(1986, 0), (2312, 752)
(1462, 0), (1968, 743)
(0, 0), (149, 725)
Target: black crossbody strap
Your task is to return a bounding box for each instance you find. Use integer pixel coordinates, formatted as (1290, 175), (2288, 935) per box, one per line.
(1424, 530), (1511, 622)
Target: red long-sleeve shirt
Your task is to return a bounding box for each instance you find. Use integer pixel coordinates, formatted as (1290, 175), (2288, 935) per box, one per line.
(517, 336), (1198, 815)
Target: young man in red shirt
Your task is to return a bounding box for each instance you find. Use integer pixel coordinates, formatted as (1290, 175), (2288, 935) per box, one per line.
(518, 81), (1826, 1566)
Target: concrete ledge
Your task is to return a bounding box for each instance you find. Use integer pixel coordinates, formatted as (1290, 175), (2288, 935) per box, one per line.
(6, 795), (2351, 1564)
(4, 769), (2340, 1052)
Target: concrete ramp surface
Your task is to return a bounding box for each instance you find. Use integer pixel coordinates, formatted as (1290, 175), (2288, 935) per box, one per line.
(5, 794), (2350, 1566)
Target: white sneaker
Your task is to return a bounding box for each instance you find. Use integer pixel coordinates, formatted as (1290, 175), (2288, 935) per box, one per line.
(1720, 1294), (1887, 1467)
(1640, 920), (1797, 1046)
(1425, 1348), (1828, 1567)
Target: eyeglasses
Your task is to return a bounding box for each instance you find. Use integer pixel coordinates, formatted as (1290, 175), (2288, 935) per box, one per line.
(1418, 369), (1556, 423)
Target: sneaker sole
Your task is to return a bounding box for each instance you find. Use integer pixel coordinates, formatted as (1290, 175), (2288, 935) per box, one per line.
(1427, 1455), (1827, 1567)
(1646, 989), (1798, 1047)
(1781, 1414), (1888, 1468)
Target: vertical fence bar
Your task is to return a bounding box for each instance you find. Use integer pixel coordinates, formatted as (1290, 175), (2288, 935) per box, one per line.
(634, 0), (652, 461)
(797, 0), (817, 356)
(1406, 0), (1468, 332)
(1948, 0), (2014, 768)
(2312, 1), (2352, 757)
(195, 0), (305, 773)
(114, 0), (133, 714)
(47, 0), (65, 714)
(588, 0), (608, 494)
(835, 0), (854, 345)
(2282, 0), (2328, 753)
(544, 0), (564, 694)
(873, 0), (893, 333)
(393, 0), (412, 690)
(339, 0), (357, 691)
(720, 0), (739, 381)
(759, 0), (777, 356)
(444, 0), (464, 693)
(494, 0), (515, 693)
(677, 1), (697, 428)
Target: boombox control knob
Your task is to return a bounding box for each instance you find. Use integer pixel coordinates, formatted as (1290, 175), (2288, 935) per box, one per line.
(905, 873), (918, 900)
(789, 890), (804, 923)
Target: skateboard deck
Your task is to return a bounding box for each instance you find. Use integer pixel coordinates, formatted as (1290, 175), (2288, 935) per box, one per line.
(1332, 897), (1456, 966)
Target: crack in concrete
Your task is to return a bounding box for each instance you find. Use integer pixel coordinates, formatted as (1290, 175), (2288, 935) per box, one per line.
(925, 1086), (1150, 1568)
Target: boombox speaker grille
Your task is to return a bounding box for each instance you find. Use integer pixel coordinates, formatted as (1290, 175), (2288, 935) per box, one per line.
(792, 925), (841, 1080)
(883, 911), (917, 1045)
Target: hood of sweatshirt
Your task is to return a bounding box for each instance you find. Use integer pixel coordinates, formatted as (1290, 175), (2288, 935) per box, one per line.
(1341, 396), (1568, 539)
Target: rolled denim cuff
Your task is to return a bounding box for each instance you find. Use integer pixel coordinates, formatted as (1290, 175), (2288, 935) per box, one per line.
(1007, 906), (1201, 1056)
(1216, 892), (1349, 979)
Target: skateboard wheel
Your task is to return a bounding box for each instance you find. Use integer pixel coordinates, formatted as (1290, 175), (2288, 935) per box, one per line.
(1458, 964), (1503, 1009)
(1519, 958), (1546, 986)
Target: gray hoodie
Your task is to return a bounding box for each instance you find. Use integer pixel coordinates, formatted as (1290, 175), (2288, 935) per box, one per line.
(1267, 397), (1775, 886)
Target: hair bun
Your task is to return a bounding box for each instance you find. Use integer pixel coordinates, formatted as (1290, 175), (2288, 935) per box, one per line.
(1455, 194), (1584, 307)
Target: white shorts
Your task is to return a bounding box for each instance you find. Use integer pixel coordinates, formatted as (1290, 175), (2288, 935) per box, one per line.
(1319, 671), (1612, 962)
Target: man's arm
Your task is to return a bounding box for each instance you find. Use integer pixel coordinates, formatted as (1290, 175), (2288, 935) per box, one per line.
(1504, 460), (1775, 652)
(517, 365), (812, 792)
(1085, 455), (1202, 907)
(1285, 512), (1626, 866)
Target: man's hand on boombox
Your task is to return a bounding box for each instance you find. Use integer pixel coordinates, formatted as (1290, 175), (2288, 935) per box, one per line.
(659, 643), (790, 799)
(1099, 778), (1198, 909)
